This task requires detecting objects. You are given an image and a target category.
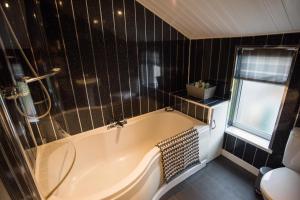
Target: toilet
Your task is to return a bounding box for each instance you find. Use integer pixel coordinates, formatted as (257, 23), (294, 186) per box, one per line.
(260, 127), (300, 200)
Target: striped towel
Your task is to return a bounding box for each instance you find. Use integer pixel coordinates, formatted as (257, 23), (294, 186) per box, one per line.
(157, 128), (200, 183)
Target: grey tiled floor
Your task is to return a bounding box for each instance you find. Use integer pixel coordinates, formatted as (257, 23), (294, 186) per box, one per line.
(160, 156), (263, 200)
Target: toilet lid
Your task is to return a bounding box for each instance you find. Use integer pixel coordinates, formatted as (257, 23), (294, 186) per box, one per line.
(260, 167), (300, 200)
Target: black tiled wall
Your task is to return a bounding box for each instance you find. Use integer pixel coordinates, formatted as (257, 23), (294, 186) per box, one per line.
(0, 0), (192, 145)
(189, 33), (300, 100)
(39, 0), (190, 139)
(223, 133), (273, 169)
(172, 94), (209, 123)
(195, 33), (300, 168)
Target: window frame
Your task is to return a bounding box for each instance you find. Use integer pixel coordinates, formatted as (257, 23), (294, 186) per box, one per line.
(228, 46), (298, 143)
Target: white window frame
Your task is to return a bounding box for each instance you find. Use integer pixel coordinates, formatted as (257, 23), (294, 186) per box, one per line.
(230, 79), (285, 140)
(228, 46), (297, 142)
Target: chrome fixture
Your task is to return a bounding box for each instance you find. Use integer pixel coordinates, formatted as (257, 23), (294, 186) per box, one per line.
(22, 68), (61, 84)
(107, 119), (127, 129)
(165, 107), (174, 112)
(1, 68), (62, 101)
(0, 4), (53, 120)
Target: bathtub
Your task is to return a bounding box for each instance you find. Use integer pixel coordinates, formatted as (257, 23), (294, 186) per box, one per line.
(45, 109), (210, 200)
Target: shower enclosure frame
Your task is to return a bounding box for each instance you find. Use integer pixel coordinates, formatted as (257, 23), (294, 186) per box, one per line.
(0, 87), (42, 200)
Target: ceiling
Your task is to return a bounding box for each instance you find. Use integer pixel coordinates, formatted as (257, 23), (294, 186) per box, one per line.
(137, 0), (300, 39)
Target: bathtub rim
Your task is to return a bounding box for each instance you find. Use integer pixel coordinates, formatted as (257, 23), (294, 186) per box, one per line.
(92, 124), (210, 200)
(46, 109), (209, 199)
(54, 108), (205, 139)
(50, 125), (209, 200)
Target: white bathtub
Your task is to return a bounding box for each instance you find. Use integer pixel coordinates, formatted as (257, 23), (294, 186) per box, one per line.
(46, 109), (210, 200)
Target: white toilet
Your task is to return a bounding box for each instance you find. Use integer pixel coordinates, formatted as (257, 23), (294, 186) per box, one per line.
(260, 127), (300, 200)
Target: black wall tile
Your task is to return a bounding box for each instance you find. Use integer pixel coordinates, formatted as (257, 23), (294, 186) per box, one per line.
(0, 0), (189, 144)
(242, 143), (256, 165)
(195, 105), (204, 121)
(233, 138), (246, 159)
(188, 103), (195, 118)
(202, 39), (212, 81)
(253, 35), (268, 45)
(193, 33), (299, 170)
(209, 39), (221, 85)
(224, 134), (236, 154)
(266, 34), (283, 45)
(223, 133), (227, 148)
(181, 100), (188, 114)
(174, 96), (181, 111)
(253, 149), (269, 169)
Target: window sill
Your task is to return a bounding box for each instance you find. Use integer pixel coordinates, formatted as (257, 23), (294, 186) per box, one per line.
(225, 126), (272, 154)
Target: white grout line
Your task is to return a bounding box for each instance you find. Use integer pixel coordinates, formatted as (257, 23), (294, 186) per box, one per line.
(176, 32), (179, 89)
(123, 0), (134, 117)
(70, 0), (94, 129)
(25, 119), (38, 147)
(161, 20), (165, 106)
(223, 38), (232, 98)
(143, 8), (150, 112)
(241, 142), (247, 160)
(99, 0), (115, 120)
(35, 123), (44, 145)
(37, 0), (70, 137)
(193, 40), (198, 82)
(207, 39), (213, 80)
(232, 137), (237, 154)
(182, 37), (186, 86)
(85, 0), (106, 125)
(201, 40), (204, 81)
(168, 29), (171, 106)
(264, 153), (270, 167)
(187, 38), (191, 84)
(153, 14), (158, 110)
(54, 0), (83, 132)
(194, 103), (197, 118)
(133, 0), (142, 115)
(180, 98), (183, 112)
(252, 148), (258, 166)
(112, 0), (125, 119)
(169, 25), (172, 96)
(224, 133), (228, 149)
(49, 115), (58, 140)
(174, 95), (177, 109)
(280, 33), (285, 45)
(216, 39), (222, 85)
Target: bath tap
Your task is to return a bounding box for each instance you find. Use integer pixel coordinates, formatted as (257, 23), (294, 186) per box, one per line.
(165, 107), (174, 112)
(107, 119), (127, 129)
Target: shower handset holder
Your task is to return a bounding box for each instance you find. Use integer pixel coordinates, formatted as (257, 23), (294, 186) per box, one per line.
(22, 67), (61, 83)
(1, 67), (61, 100)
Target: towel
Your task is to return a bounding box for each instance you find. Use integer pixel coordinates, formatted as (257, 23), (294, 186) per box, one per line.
(157, 128), (200, 183)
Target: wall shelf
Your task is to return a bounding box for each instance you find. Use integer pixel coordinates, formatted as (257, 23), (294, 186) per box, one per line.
(172, 90), (229, 108)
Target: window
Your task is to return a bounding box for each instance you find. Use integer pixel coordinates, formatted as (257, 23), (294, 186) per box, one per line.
(229, 47), (297, 140)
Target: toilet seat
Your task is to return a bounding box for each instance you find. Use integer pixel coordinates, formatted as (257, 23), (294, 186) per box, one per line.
(260, 167), (300, 200)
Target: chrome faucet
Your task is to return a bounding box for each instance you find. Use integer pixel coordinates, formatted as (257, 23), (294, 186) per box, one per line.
(165, 107), (174, 112)
(107, 119), (127, 130)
